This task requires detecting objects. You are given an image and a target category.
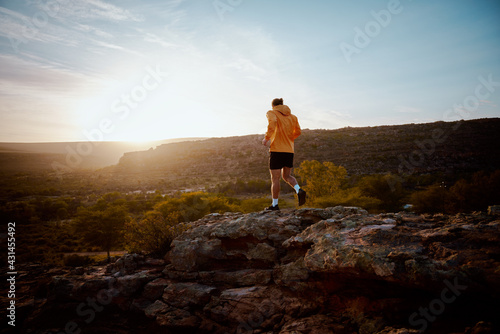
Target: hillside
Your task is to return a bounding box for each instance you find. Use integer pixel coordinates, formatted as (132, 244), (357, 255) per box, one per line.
(111, 118), (500, 190)
(0, 138), (206, 173)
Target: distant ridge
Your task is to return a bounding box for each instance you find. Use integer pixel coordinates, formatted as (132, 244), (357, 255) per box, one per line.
(111, 118), (500, 189)
(0, 137), (206, 154)
(0, 138), (207, 172)
(1, 119), (499, 184)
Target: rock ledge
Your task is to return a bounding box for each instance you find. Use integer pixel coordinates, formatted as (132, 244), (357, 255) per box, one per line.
(16, 207), (500, 333)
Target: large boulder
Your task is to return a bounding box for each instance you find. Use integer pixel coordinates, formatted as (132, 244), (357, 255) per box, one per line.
(18, 207), (500, 333)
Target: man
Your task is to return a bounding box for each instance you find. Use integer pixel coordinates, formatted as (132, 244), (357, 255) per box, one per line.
(262, 98), (306, 210)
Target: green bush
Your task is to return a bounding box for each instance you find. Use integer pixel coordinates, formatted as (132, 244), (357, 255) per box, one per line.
(409, 184), (450, 214)
(409, 170), (500, 213)
(124, 192), (248, 257)
(124, 213), (189, 258)
(154, 192), (238, 223)
(309, 188), (382, 211)
(356, 174), (406, 212)
(238, 197), (271, 213)
(295, 160), (347, 199)
(448, 170), (500, 212)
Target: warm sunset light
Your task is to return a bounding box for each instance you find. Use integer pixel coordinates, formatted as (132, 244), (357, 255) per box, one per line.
(2, 2), (500, 333)
(0, 0), (499, 143)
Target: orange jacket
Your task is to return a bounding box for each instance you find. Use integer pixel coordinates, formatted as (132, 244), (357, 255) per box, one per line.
(265, 105), (301, 153)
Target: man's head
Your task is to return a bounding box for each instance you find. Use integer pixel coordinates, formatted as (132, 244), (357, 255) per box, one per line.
(272, 98), (284, 107)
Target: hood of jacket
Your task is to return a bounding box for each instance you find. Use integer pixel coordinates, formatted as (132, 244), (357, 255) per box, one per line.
(273, 104), (291, 116)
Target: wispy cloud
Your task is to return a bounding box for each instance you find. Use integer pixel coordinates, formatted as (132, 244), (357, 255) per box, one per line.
(143, 32), (179, 49)
(34, 0), (144, 22)
(0, 7), (66, 48)
(73, 22), (115, 39)
(0, 54), (102, 98)
(0, 5), (125, 53)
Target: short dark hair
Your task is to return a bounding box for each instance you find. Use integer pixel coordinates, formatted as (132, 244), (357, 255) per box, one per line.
(272, 98), (283, 107)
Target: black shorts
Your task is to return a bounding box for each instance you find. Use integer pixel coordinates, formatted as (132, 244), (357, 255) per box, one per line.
(269, 152), (294, 170)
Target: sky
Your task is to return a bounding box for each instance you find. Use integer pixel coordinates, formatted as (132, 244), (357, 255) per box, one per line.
(0, 0), (499, 143)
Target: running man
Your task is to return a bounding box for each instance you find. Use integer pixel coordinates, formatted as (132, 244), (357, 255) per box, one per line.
(262, 98), (306, 210)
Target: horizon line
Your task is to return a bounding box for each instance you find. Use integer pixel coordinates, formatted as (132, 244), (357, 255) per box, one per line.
(1, 117), (498, 144)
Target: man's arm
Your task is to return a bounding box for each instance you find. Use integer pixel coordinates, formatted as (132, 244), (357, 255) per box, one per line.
(293, 116), (301, 139)
(263, 110), (277, 145)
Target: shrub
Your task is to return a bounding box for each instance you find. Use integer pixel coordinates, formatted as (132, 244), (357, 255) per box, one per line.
(448, 170), (500, 212)
(155, 192), (238, 223)
(356, 174), (406, 212)
(309, 188), (382, 211)
(295, 160), (347, 199)
(409, 184), (450, 214)
(409, 170), (500, 213)
(238, 197), (270, 213)
(124, 212), (189, 258)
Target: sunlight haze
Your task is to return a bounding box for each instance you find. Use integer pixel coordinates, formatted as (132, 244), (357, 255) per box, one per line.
(0, 0), (499, 142)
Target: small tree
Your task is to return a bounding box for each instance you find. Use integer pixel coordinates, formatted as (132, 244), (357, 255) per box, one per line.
(295, 160), (347, 199)
(75, 205), (128, 260)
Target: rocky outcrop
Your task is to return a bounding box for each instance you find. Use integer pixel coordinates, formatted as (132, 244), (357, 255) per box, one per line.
(16, 207), (500, 333)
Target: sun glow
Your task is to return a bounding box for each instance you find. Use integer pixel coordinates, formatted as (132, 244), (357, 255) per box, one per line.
(72, 70), (173, 142)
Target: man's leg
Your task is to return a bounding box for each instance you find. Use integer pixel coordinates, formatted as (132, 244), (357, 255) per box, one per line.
(265, 169), (282, 210)
(270, 169), (281, 201)
(282, 167), (306, 206)
(281, 167), (298, 188)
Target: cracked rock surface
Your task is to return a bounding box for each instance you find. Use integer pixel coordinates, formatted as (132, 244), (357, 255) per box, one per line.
(12, 207), (500, 333)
